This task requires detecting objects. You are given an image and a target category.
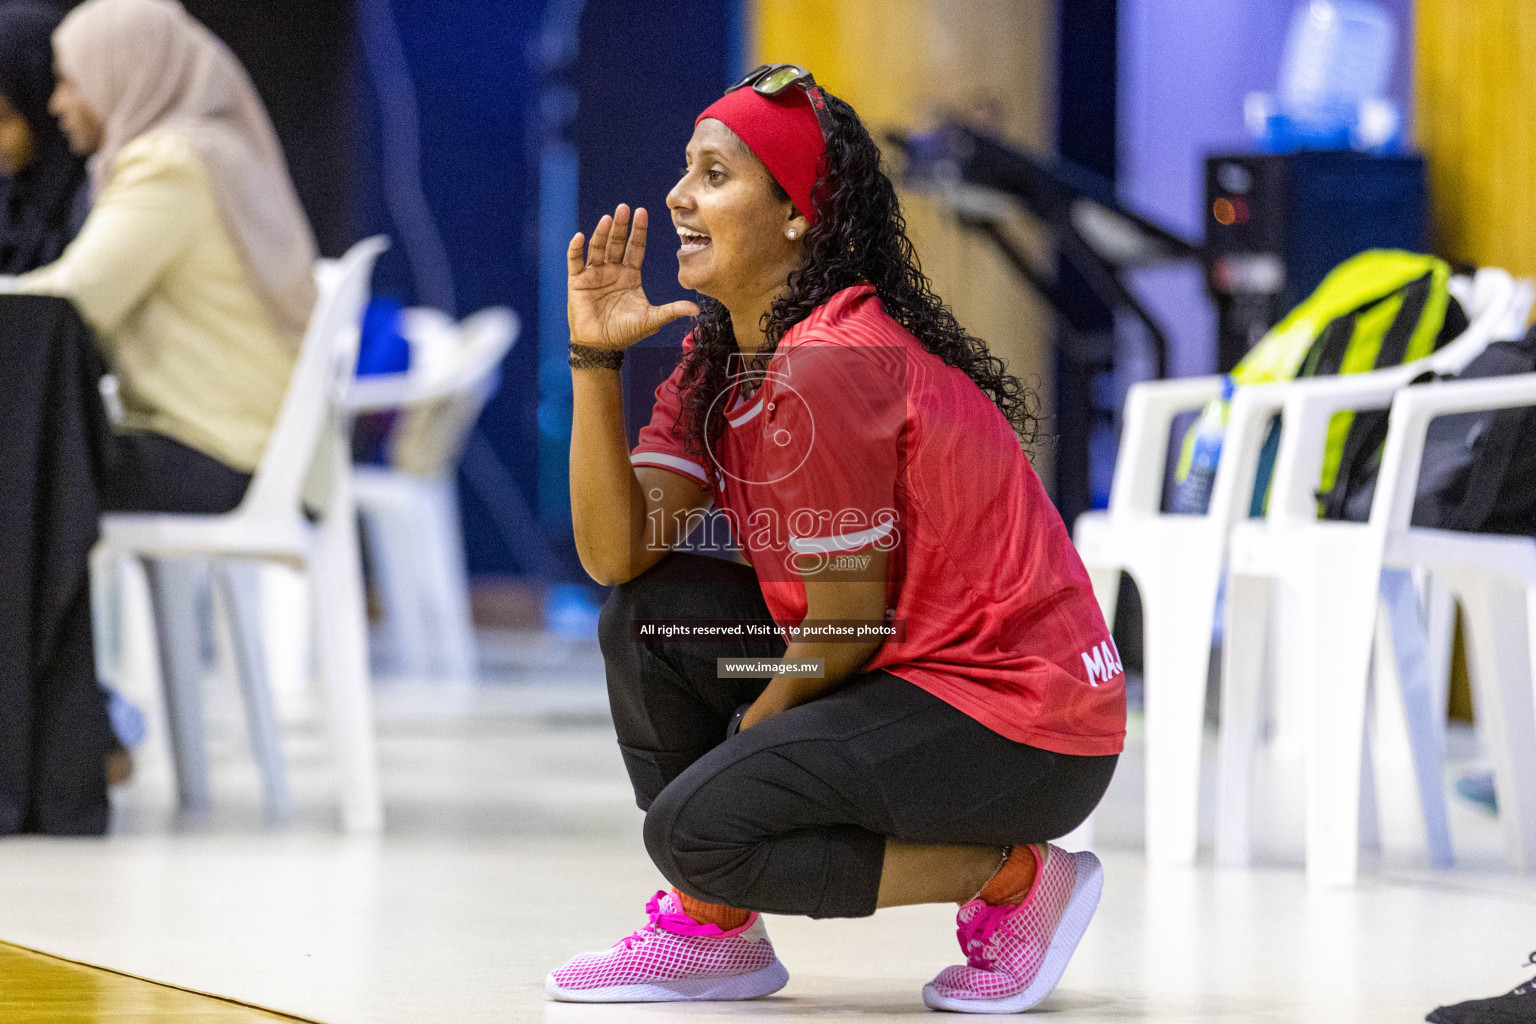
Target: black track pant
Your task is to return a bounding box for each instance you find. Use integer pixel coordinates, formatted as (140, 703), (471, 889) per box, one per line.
(600, 552), (1117, 919)
(100, 431), (252, 515)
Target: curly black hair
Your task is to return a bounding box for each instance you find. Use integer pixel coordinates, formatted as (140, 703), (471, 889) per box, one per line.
(671, 89), (1039, 475)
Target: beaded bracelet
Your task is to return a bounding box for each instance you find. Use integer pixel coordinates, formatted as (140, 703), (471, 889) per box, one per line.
(568, 342), (625, 370)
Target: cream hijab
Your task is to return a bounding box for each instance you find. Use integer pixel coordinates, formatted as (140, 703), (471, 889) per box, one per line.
(54, 0), (318, 338)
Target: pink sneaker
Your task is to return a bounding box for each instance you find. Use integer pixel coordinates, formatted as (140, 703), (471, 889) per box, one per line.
(923, 844), (1103, 1013)
(546, 890), (789, 1002)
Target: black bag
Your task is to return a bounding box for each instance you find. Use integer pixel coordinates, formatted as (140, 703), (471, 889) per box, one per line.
(1323, 326), (1536, 534)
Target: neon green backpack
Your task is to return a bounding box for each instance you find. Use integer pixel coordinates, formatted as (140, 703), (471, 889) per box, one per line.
(1172, 249), (1462, 515)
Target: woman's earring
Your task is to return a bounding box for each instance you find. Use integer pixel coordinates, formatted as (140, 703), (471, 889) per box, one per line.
(787, 229), (798, 239)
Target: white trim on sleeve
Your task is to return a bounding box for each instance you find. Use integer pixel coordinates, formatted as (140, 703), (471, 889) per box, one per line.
(630, 451), (709, 484)
(788, 518), (895, 555)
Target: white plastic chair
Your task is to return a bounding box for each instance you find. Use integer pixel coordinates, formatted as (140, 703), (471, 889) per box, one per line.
(1218, 288), (1536, 886)
(1074, 376), (1294, 865)
(92, 236), (390, 832)
(1380, 377), (1536, 875)
(1073, 268), (1525, 867)
(347, 306), (519, 680)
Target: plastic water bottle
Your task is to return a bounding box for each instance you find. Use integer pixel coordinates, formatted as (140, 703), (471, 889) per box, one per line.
(1247, 1), (1400, 152)
(1281, 1), (1395, 121)
(1172, 377), (1235, 515)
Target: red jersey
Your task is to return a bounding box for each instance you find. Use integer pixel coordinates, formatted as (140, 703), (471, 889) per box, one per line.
(631, 284), (1125, 756)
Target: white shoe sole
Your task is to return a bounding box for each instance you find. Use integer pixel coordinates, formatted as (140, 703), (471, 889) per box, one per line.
(922, 850), (1104, 1014)
(546, 958), (789, 1003)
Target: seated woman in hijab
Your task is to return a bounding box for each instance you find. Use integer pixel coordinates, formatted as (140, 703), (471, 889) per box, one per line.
(0, 1), (87, 274)
(14, 0), (318, 796)
(17, 0), (318, 514)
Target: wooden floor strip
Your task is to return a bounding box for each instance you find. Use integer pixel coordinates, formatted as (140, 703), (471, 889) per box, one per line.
(0, 940), (322, 1023)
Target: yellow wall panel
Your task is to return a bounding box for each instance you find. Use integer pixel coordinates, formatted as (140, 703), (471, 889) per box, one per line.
(1416, 1), (1536, 281)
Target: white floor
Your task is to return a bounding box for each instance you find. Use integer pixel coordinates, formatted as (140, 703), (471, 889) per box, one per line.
(0, 630), (1532, 1023)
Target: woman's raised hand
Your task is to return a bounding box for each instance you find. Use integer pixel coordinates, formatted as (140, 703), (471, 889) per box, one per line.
(567, 204), (700, 351)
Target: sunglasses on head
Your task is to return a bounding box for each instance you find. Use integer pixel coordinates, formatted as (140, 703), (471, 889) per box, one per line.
(725, 63), (834, 143)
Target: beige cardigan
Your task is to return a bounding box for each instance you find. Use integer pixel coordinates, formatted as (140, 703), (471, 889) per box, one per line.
(17, 128), (302, 472)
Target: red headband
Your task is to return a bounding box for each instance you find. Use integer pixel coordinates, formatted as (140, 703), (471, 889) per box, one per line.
(696, 85), (827, 227)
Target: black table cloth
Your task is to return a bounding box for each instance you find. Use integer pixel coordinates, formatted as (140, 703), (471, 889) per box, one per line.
(0, 294), (113, 834)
